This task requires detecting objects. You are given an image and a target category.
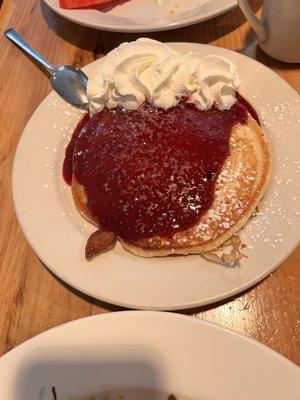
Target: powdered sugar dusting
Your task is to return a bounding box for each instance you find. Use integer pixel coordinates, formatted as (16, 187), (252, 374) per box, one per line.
(236, 95), (300, 251)
(242, 155), (300, 250)
(44, 93), (88, 231)
(46, 90), (300, 255)
(173, 127), (261, 246)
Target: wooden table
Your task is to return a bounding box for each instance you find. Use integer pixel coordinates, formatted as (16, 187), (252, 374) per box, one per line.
(0, 0), (299, 365)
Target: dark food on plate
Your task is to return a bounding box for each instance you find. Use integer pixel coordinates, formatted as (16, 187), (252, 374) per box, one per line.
(63, 40), (270, 262)
(52, 387), (57, 400)
(51, 387), (178, 399)
(64, 99), (270, 261)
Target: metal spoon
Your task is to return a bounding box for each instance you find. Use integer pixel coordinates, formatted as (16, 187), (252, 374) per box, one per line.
(5, 28), (89, 109)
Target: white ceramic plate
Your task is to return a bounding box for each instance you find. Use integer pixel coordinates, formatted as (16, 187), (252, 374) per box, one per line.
(13, 43), (300, 310)
(0, 312), (299, 399)
(43, 0), (237, 32)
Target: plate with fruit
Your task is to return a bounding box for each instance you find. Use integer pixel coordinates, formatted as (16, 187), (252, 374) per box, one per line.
(43, 0), (237, 32)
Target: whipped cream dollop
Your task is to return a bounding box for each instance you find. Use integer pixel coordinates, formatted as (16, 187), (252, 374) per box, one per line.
(87, 38), (241, 115)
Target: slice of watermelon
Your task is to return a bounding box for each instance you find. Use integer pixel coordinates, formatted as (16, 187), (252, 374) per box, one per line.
(60, 0), (113, 9)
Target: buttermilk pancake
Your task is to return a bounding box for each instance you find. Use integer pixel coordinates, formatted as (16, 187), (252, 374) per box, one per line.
(62, 39), (270, 261)
(65, 101), (270, 261)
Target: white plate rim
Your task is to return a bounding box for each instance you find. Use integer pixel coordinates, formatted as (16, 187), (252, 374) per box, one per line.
(12, 43), (300, 311)
(1, 311), (299, 373)
(42, 0), (237, 32)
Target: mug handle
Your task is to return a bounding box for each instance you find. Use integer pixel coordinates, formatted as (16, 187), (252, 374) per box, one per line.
(238, 0), (266, 43)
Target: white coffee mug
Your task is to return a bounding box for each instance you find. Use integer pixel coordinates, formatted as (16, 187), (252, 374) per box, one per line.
(238, 0), (300, 63)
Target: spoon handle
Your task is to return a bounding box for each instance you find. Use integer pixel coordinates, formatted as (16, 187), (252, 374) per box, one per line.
(5, 28), (55, 74)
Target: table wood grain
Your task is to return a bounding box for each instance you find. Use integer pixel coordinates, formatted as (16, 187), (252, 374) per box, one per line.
(0, 0), (299, 365)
